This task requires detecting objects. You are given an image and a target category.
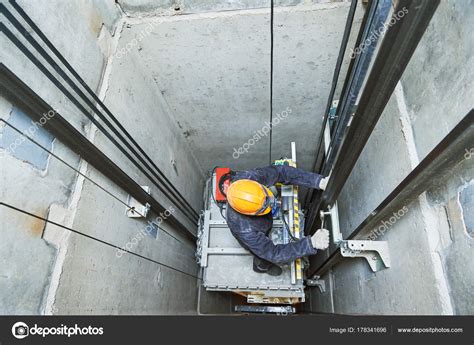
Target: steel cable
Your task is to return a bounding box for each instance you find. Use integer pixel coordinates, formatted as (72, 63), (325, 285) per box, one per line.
(268, 0), (274, 165)
(1, 2), (198, 223)
(0, 119), (190, 247)
(1, 202), (201, 280)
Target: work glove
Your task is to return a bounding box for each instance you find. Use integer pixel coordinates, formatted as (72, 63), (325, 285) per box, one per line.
(319, 176), (329, 191)
(311, 229), (330, 250)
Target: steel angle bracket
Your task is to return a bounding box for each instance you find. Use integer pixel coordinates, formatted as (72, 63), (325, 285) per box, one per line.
(126, 186), (151, 218)
(305, 276), (326, 293)
(339, 240), (390, 272)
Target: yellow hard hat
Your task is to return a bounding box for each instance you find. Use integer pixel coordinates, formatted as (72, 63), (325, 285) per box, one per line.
(226, 179), (274, 216)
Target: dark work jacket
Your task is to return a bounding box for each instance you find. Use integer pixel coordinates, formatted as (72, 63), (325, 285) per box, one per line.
(226, 165), (322, 265)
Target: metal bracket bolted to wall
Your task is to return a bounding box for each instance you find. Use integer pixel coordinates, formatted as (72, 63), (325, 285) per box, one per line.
(319, 95), (392, 274)
(320, 206), (391, 273)
(126, 186), (151, 218)
(305, 276), (326, 293)
(339, 240), (391, 272)
(328, 100), (339, 122)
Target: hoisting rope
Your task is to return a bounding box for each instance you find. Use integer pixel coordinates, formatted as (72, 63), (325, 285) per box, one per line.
(1, 120), (200, 279)
(0, 119), (186, 246)
(1, 202), (201, 280)
(268, 0), (274, 165)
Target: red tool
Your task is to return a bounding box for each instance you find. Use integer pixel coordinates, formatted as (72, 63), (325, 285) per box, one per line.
(215, 167), (231, 202)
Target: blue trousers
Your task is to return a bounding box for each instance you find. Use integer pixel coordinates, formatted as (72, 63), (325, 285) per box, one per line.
(226, 165), (322, 265)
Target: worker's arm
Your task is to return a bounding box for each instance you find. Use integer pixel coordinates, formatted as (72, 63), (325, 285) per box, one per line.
(233, 165), (324, 189)
(227, 209), (318, 265)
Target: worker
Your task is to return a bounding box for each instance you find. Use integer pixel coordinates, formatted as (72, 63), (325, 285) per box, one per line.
(224, 165), (330, 276)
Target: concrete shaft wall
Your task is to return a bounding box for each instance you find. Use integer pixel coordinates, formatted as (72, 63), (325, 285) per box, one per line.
(0, 0), (202, 315)
(1, 0), (118, 314)
(115, 2), (362, 174)
(117, 0), (348, 16)
(310, 0), (473, 315)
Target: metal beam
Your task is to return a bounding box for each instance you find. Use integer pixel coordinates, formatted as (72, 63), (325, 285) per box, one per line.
(323, 0), (441, 204)
(309, 109), (474, 278)
(0, 64), (197, 240)
(309, 0), (360, 176)
(306, 0), (440, 233)
(321, 0), (391, 177)
(305, 0), (370, 210)
(0, 2), (199, 223)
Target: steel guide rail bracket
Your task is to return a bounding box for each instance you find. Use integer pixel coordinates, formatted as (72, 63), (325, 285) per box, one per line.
(309, 109), (473, 279)
(321, 206), (391, 273)
(305, 0), (441, 234)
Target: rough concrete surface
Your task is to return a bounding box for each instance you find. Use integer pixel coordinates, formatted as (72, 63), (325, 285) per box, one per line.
(0, 106), (81, 314)
(401, 0), (474, 160)
(1, 0), (157, 315)
(312, 91), (448, 314)
(337, 96), (414, 239)
(118, 0), (347, 16)
(118, 2), (361, 173)
(1, 108), (54, 171)
(102, 46), (205, 212)
(424, 158), (474, 315)
(53, 172), (199, 314)
(0, 0), (118, 133)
